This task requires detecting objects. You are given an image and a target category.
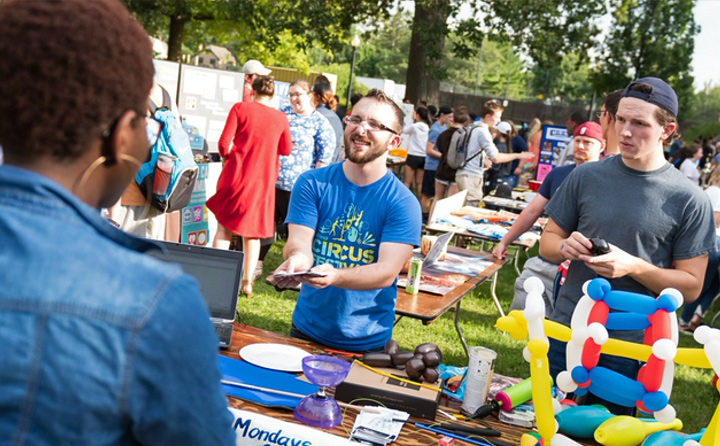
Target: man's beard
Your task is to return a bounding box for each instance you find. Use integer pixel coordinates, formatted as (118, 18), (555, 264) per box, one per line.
(344, 134), (388, 164)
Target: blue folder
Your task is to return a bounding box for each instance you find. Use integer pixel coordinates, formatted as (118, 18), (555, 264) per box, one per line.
(219, 355), (319, 408)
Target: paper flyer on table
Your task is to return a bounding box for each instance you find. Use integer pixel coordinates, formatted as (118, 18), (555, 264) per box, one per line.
(229, 408), (354, 445)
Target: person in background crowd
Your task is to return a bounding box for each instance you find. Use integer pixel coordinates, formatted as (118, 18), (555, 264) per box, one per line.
(427, 104), (438, 124)
(275, 79), (336, 239)
(521, 118), (540, 142)
(455, 100), (533, 207)
(703, 137), (714, 170)
(270, 89), (421, 352)
(334, 94), (346, 121)
(540, 77), (716, 415)
(555, 111), (587, 166)
(493, 122), (606, 315)
(678, 167), (720, 333)
(0, 0), (235, 443)
(421, 105), (453, 222)
(402, 106), (431, 198)
(346, 93), (364, 116)
(208, 75), (292, 297)
(668, 136), (684, 159)
(505, 119), (529, 188)
(485, 121), (513, 194)
(242, 59), (271, 103)
(431, 106), (472, 221)
(525, 119), (553, 176)
(598, 89), (622, 157)
(679, 144), (704, 188)
(108, 81), (183, 241)
(312, 82), (344, 163)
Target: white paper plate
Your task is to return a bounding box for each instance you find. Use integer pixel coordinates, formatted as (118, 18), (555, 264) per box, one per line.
(239, 343), (311, 372)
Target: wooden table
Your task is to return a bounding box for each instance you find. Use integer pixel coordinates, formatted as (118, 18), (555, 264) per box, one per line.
(223, 324), (583, 446)
(395, 247), (507, 358)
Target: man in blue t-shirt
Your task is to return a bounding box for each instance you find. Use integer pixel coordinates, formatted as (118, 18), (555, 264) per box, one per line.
(270, 90), (422, 352)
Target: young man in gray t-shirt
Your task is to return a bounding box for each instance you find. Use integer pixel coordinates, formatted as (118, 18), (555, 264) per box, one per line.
(539, 77), (716, 415)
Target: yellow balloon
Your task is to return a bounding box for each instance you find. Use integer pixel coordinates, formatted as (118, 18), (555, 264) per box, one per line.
(594, 415), (682, 446)
(528, 339), (556, 443)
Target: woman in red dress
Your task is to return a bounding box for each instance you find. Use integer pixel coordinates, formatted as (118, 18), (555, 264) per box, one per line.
(207, 76), (292, 296)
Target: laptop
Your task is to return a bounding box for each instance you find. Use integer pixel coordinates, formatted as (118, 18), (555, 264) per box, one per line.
(149, 241), (244, 349)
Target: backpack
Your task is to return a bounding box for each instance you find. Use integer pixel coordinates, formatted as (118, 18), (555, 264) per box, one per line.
(135, 87), (198, 213)
(446, 121), (487, 169)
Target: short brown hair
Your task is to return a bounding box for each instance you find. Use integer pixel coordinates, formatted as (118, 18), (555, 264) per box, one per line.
(363, 89), (404, 134)
(602, 89), (623, 116)
(252, 75), (275, 97)
(452, 106), (471, 126)
(0, 0), (154, 162)
(481, 99), (504, 118)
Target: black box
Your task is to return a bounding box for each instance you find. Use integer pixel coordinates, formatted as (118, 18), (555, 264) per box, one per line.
(334, 362), (441, 420)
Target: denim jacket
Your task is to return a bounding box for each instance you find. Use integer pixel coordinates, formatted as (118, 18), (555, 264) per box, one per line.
(0, 166), (234, 445)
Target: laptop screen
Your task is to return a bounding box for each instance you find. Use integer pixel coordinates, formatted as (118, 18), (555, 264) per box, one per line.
(148, 241), (244, 320)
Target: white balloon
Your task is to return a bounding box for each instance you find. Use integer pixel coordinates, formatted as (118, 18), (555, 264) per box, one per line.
(556, 371), (578, 392)
(652, 338), (677, 361)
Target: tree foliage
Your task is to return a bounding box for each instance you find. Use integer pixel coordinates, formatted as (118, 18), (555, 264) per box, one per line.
(532, 52), (595, 105)
(590, 0), (699, 117)
(124, 0), (394, 65)
(478, 0), (606, 71)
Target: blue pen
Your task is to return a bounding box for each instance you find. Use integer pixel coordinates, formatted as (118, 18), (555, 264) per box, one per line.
(415, 423), (494, 446)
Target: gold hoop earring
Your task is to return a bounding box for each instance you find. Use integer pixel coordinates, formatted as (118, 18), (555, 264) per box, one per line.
(75, 156), (107, 195)
(118, 153), (142, 169)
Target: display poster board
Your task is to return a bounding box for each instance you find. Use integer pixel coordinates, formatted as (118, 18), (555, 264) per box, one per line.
(536, 125), (570, 181)
(176, 65), (245, 154)
(181, 162), (210, 245)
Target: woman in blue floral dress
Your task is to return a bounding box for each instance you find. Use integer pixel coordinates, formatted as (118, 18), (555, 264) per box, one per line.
(275, 79), (336, 237)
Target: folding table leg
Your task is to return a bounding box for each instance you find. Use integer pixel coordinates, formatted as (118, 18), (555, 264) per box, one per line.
(489, 270), (506, 317)
(453, 300), (470, 359)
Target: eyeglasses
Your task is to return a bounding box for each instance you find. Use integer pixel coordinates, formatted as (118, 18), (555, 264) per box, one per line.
(344, 115), (399, 135)
(595, 110), (609, 119)
(145, 116), (163, 149)
(102, 113), (163, 150)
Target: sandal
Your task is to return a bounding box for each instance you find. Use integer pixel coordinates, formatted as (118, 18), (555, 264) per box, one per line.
(242, 280), (253, 298)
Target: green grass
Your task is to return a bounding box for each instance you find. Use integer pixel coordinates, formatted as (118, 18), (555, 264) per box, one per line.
(238, 240), (719, 433)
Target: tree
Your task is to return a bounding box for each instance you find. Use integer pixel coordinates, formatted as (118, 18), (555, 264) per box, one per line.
(479, 0), (605, 77)
(124, 1), (250, 62)
(405, 0), (455, 105)
(590, 0), (699, 118)
(531, 52), (594, 106)
(355, 10), (413, 84)
(124, 0), (394, 65)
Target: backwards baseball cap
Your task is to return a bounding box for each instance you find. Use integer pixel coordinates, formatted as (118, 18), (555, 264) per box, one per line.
(495, 121), (512, 135)
(620, 77), (678, 117)
(242, 59), (271, 76)
(438, 105), (453, 115)
(574, 121), (605, 143)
